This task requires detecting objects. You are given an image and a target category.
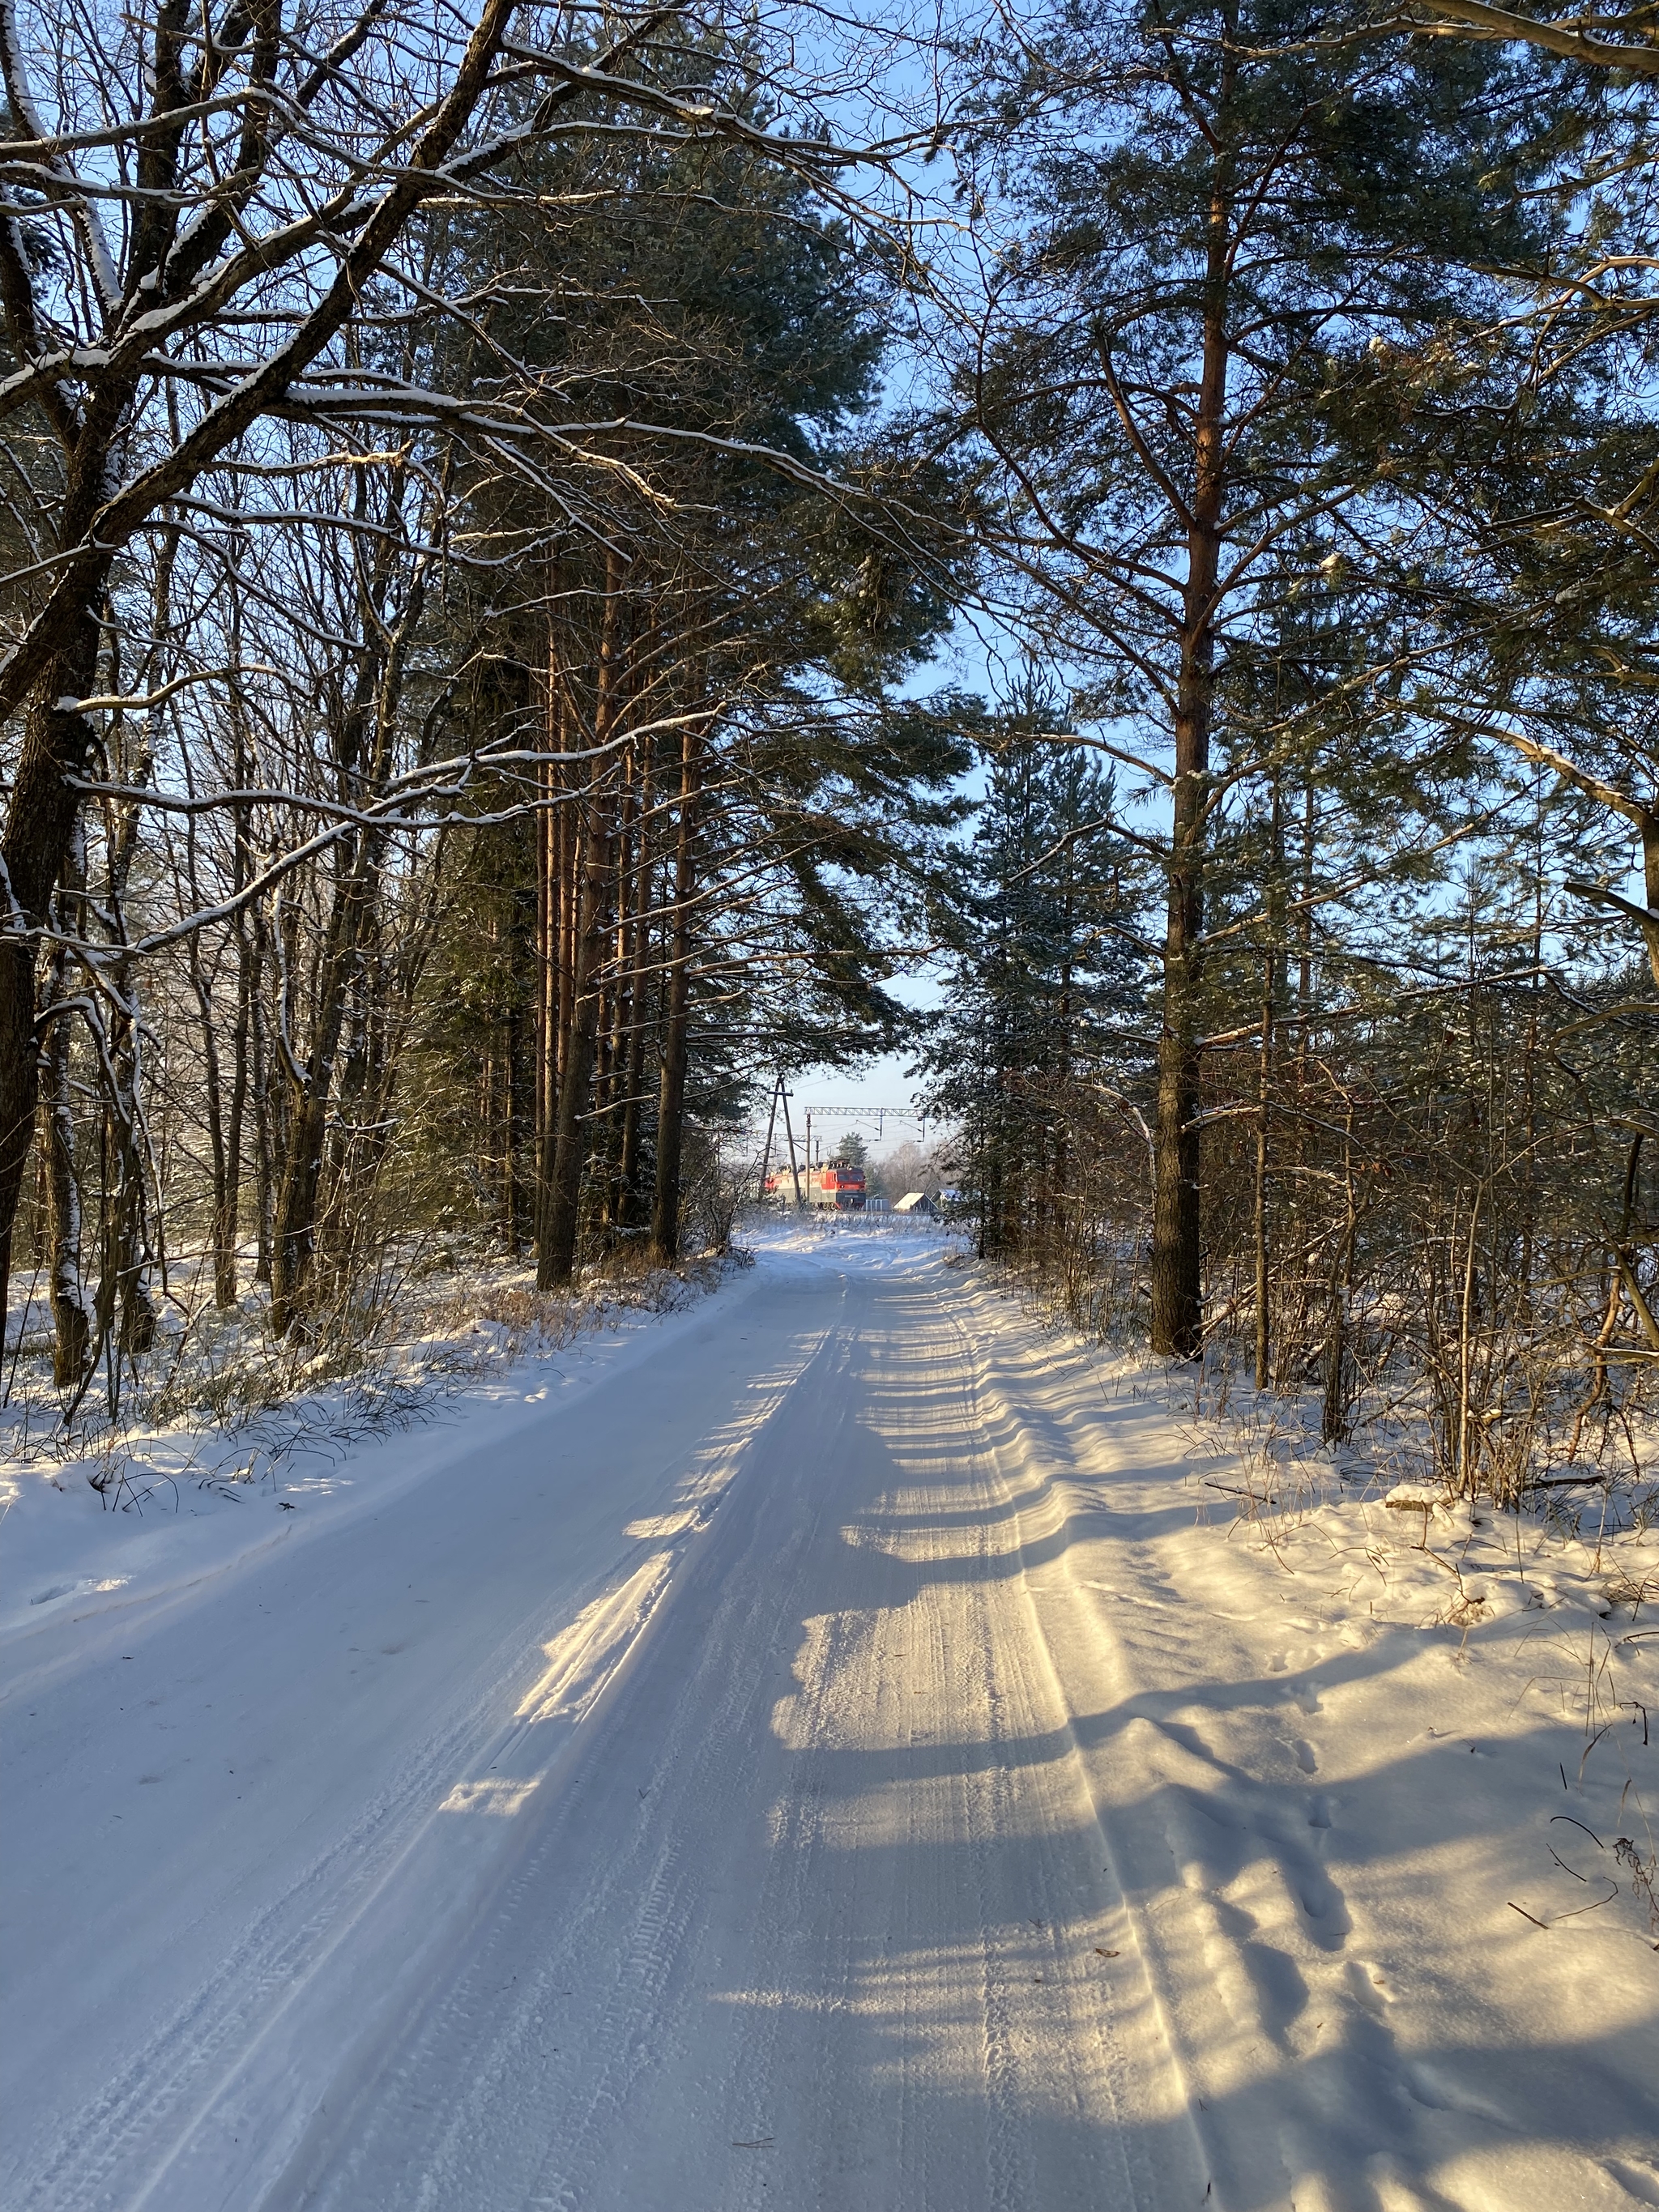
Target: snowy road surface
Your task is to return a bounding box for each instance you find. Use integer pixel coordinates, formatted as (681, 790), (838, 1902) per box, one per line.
(5, 1234), (1657, 2212)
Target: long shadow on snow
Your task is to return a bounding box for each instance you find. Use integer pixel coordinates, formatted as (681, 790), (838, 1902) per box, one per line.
(761, 1278), (1659, 2201)
(268, 1268), (1655, 2212)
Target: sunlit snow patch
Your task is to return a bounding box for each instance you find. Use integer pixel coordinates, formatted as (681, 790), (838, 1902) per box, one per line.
(515, 1551), (676, 1724)
(439, 1779), (539, 1817)
(29, 1575), (128, 1606)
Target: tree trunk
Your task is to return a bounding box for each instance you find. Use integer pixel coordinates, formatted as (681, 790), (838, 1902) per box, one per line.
(1252, 949), (1274, 1393)
(1321, 1106), (1358, 1446)
(269, 811), (385, 1336)
(249, 910), (275, 1284)
(616, 882), (650, 1232)
(1149, 201), (1227, 1359)
(534, 670), (573, 1258)
(0, 611), (106, 1332)
(1253, 786), (1283, 1392)
(41, 939), (91, 1388)
(539, 803), (612, 1287)
(650, 724), (702, 1268)
(539, 573), (625, 1289)
(211, 770), (256, 1310)
(596, 761), (633, 1231)
(105, 1004), (156, 1362)
(269, 871), (367, 1338)
(190, 944), (234, 1310)
(217, 914), (253, 1309)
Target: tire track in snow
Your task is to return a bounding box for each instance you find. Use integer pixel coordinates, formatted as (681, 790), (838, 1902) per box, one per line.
(710, 1306), (1035, 2212)
(271, 1302), (859, 2212)
(11, 1291), (840, 2212)
(703, 1377), (868, 2212)
(273, 1259), (1195, 2212)
(703, 1288), (1171, 2212)
(19, 1657), (522, 2212)
(940, 1297), (1224, 2180)
(513, 1328), (864, 2212)
(935, 1302), (1203, 2212)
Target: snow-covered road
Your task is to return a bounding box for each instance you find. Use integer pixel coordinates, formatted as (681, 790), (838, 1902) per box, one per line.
(5, 1234), (1657, 2211)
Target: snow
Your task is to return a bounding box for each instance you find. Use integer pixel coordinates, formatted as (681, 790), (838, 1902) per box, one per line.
(0, 1264), (739, 1652)
(2, 1225), (1655, 2211)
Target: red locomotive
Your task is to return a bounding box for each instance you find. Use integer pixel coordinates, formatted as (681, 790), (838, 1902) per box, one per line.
(763, 1162), (867, 1210)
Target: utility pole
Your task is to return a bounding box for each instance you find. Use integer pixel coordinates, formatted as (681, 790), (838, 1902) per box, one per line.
(757, 1073), (783, 1201)
(779, 1085), (804, 1210)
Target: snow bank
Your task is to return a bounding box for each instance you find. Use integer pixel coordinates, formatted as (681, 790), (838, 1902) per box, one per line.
(0, 1256), (744, 1655)
(945, 1262), (1659, 2212)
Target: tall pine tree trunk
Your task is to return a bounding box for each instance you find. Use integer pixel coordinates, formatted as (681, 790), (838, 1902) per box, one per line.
(1252, 950), (1274, 1392)
(1252, 786), (1282, 1391)
(1149, 200), (1227, 1359)
(616, 751), (652, 1229)
(539, 569), (624, 1289)
(539, 801), (612, 1286)
(599, 755), (636, 1230)
(650, 723), (702, 1268)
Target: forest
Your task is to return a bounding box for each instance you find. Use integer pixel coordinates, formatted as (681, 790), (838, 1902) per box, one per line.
(2, 0), (1657, 1498)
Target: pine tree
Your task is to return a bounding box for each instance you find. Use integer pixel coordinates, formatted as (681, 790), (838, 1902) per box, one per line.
(932, 0), (1551, 1350)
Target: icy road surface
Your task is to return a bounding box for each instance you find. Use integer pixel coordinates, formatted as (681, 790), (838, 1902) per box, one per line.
(4, 1233), (1657, 2212)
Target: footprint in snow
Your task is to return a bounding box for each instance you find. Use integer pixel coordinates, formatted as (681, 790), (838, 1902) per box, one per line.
(1295, 1868), (1351, 1950)
(1401, 2060), (1508, 2125)
(1604, 2158), (1659, 2208)
(1345, 1958), (1392, 2013)
(1239, 1937), (1310, 2047)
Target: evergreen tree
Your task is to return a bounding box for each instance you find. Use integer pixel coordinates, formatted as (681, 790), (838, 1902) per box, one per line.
(923, 724), (1147, 1267)
(932, 0), (1554, 1350)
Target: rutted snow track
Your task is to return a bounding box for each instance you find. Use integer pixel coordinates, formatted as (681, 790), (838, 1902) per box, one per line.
(268, 1278), (1196, 2212)
(6, 1234), (1656, 2212)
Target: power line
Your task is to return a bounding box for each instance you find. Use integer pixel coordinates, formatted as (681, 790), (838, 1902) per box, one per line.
(743, 1093), (937, 1159)
(781, 1103), (924, 1117)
